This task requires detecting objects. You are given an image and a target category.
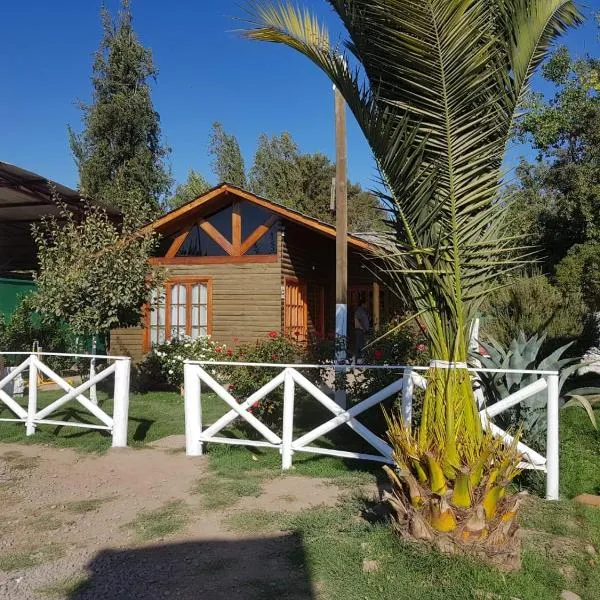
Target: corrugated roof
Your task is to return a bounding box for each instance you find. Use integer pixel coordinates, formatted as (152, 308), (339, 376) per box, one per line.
(0, 161), (120, 221)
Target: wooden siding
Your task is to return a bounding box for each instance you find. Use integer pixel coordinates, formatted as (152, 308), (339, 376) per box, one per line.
(281, 222), (381, 337)
(110, 261), (282, 360)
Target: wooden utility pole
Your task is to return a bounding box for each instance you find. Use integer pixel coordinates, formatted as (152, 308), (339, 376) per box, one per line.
(334, 84), (348, 407)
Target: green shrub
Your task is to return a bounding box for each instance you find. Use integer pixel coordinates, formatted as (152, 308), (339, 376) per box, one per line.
(481, 273), (586, 350)
(224, 332), (306, 431)
(0, 294), (75, 370)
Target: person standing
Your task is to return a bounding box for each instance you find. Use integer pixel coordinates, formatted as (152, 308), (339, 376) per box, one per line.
(354, 297), (370, 364)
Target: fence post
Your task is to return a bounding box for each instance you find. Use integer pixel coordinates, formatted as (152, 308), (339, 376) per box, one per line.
(26, 354), (37, 436)
(111, 358), (130, 448)
(184, 361), (202, 456)
(90, 336), (98, 405)
(281, 368), (295, 470)
(401, 368), (414, 425)
(546, 373), (560, 501)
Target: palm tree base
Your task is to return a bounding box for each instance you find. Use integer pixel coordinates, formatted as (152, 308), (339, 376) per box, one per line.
(383, 489), (525, 572)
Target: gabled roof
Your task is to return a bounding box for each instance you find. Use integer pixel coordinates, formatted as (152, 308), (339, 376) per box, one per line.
(142, 182), (375, 252)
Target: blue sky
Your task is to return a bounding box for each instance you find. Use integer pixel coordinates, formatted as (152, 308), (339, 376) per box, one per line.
(0, 1), (598, 192)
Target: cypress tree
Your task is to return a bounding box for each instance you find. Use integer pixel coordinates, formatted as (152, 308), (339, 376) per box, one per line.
(69, 0), (171, 223)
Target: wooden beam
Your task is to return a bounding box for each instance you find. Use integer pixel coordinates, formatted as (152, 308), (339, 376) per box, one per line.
(232, 201), (242, 255)
(372, 281), (380, 331)
(165, 225), (192, 258)
(140, 182), (374, 252)
(199, 220), (234, 255)
(149, 254), (278, 265)
(240, 215), (277, 255)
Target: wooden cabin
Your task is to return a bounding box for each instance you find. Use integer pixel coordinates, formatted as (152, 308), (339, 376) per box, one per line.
(110, 183), (400, 361)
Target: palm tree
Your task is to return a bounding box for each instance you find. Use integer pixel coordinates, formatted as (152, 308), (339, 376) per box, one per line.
(242, 0), (582, 562)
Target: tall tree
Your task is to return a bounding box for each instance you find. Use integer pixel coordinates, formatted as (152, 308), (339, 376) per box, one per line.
(510, 43), (600, 267)
(208, 122), (247, 187)
(249, 132), (303, 205)
(244, 0), (581, 556)
(168, 169), (211, 210)
(69, 0), (171, 224)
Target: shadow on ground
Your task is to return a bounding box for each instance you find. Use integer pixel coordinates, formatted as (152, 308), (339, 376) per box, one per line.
(71, 534), (315, 600)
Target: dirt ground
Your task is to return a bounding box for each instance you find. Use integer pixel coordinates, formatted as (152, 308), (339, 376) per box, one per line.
(0, 437), (346, 600)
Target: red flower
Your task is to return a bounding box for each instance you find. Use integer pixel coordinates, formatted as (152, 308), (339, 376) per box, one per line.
(233, 337), (240, 344)
(374, 349), (384, 361)
(268, 331), (278, 339)
(252, 401), (260, 408)
(271, 353), (279, 361)
(416, 343), (426, 352)
(215, 347), (222, 353)
(226, 348), (234, 356)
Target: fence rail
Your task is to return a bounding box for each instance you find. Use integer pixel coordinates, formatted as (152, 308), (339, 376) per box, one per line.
(183, 360), (561, 500)
(0, 352), (130, 447)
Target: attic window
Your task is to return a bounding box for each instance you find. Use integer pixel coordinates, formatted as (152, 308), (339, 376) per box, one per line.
(164, 200), (278, 257)
(176, 224), (228, 257)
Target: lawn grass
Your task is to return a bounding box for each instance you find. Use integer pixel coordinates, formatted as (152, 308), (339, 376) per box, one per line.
(0, 388), (227, 452)
(0, 544), (65, 572)
(124, 500), (190, 541)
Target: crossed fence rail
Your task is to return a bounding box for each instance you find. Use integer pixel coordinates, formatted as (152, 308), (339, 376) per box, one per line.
(183, 361), (560, 500)
(0, 352), (131, 447)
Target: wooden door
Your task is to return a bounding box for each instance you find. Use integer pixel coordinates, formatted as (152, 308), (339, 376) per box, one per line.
(284, 278), (308, 342)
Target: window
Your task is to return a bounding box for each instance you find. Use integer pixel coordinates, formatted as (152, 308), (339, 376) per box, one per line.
(164, 201), (278, 258)
(146, 279), (211, 349)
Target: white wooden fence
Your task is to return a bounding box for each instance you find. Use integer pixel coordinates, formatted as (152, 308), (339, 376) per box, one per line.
(183, 361), (561, 500)
(0, 352), (130, 447)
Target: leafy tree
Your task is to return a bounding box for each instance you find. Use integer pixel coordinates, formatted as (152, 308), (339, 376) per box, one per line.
(168, 169), (211, 210)
(69, 0), (171, 223)
(209, 122), (247, 187)
(244, 0), (581, 556)
(32, 190), (162, 346)
(509, 42), (600, 269)
(249, 132), (304, 205)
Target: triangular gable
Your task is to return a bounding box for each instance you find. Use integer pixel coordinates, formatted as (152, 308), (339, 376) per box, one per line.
(142, 183), (374, 252)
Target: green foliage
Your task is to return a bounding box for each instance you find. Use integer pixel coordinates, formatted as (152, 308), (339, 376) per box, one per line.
(508, 39), (600, 272)
(249, 131), (303, 203)
(476, 332), (599, 448)
(348, 318), (429, 400)
(223, 332), (304, 430)
(209, 122), (247, 187)
(482, 273), (586, 348)
(248, 132), (385, 231)
(556, 242), (600, 312)
(167, 169), (211, 210)
(69, 0), (171, 222)
(32, 195), (162, 338)
(0, 294), (75, 368)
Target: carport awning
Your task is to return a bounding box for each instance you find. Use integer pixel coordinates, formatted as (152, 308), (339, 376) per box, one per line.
(0, 160), (120, 221)
(0, 161), (120, 275)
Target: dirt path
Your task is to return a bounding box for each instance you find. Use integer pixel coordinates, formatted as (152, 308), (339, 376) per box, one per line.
(0, 439), (344, 600)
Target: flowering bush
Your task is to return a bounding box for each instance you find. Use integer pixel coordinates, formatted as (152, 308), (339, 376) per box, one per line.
(139, 335), (224, 389)
(223, 332), (305, 431)
(348, 317), (430, 407)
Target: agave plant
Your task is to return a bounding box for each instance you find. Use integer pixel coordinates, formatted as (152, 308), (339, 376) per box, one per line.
(242, 0), (582, 562)
(476, 333), (600, 448)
